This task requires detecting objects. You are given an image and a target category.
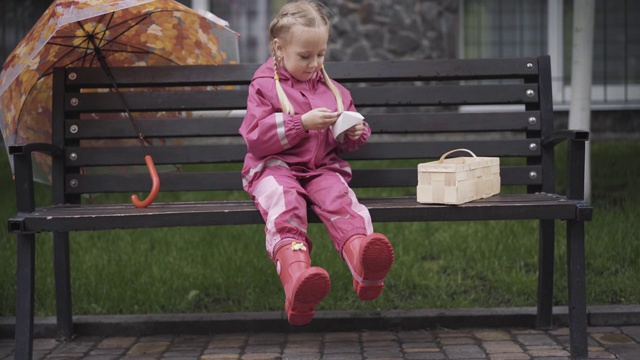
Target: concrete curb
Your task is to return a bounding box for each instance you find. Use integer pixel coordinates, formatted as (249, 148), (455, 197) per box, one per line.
(1, 305), (639, 339)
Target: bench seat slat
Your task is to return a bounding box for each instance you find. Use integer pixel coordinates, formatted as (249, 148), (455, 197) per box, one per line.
(365, 111), (541, 133)
(66, 84), (539, 113)
(65, 111), (541, 139)
(64, 166), (542, 194)
(329, 58), (541, 82)
(66, 90), (250, 112)
(66, 64), (260, 87)
(66, 117), (245, 138)
(8, 194), (587, 234)
(350, 84), (539, 107)
(64, 58), (540, 88)
(66, 140), (540, 167)
(341, 140), (540, 160)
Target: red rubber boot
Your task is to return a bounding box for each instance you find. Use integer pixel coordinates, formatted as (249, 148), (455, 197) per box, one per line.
(274, 240), (331, 325)
(342, 233), (394, 301)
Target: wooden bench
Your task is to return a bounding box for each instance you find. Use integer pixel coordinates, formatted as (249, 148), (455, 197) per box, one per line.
(9, 56), (593, 359)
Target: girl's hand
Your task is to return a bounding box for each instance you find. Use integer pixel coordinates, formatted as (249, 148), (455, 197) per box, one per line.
(301, 108), (340, 131)
(345, 122), (364, 140)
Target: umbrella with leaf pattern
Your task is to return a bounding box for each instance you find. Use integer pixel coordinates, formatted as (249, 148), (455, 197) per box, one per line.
(0, 0), (239, 207)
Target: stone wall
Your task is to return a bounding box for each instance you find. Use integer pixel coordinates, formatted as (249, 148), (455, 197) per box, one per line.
(322, 0), (459, 61)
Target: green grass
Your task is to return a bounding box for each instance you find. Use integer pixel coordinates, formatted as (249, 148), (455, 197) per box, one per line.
(1, 140), (639, 317)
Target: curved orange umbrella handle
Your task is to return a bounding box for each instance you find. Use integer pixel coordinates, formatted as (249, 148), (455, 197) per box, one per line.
(131, 155), (160, 208)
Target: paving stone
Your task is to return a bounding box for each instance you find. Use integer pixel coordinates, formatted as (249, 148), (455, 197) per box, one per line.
(436, 330), (471, 338)
(362, 340), (399, 348)
(44, 352), (85, 358)
(584, 350), (617, 359)
(162, 350), (203, 357)
(524, 345), (565, 351)
(78, 356), (121, 360)
(321, 354), (363, 360)
(554, 334), (571, 347)
(401, 342), (439, 351)
(442, 344), (486, 359)
(246, 333), (286, 345)
(548, 328), (570, 336)
(173, 335), (209, 344)
(591, 332), (636, 345)
(88, 349), (126, 356)
(207, 335), (247, 349)
(139, 335), (174, 342)
(438, 336), (475, 345)
(239, 353), (281, 360)
(588, 326), (621, 333)
(397, 330), (434, 342)
(282, 343), (320, 353)
(362, 348), (403, 358)
(0, 347), (13, 359)
(33, 339), (60, 351)
(322, 342), (361, 354)
(482, 340), (523, 354)
(97, 337), (138, 349)
(511, 329), (543, 335)
(403, 353), (446, 360)
(604, 344), (640, 360)
(50, 340), (96, 355)
(323, 332), (359, 342)
(199, 353), (241, 360)
(620, 326), (640, 342)
(242, 345), (281, 354)
(360, 331), (396, 341)
(277, 354), (321, 360)
(202, 348), (242, 356)
(167, 345), (204, 352)
(473, 330), (511, 341)
(526, 348), (571, 357)
(127, 341), (171, 356)
(487, 353), (529, 360)
(286, 333), (323, 343)
(515, 334), (558, 346)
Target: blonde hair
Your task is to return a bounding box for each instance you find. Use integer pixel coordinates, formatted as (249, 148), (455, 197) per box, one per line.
(270, 0), (344, 115)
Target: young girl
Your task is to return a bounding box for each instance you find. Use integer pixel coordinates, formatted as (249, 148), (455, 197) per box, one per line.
(239, 0), (394, 326)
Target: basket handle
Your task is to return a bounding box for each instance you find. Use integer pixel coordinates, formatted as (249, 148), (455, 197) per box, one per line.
(439, 148), (477, 163)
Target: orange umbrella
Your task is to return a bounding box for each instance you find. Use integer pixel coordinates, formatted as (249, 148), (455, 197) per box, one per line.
(0, 0), (239, 207)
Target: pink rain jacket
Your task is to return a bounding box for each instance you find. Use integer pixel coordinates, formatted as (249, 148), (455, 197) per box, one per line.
(240, 58), (371, 190)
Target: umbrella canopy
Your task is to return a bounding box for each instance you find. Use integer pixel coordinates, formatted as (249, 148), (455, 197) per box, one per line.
(0, 0), (240, 185)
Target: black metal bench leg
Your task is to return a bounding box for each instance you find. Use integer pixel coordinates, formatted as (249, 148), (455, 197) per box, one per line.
(15, 233), (36, 360)
(536, 219), (555, 329)
(567, 219), (588, 360)
(53, 232), (73, 340)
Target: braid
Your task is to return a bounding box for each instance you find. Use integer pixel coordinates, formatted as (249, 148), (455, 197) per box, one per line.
(273, 58), (294, 115)
(322, 64), (344, 112)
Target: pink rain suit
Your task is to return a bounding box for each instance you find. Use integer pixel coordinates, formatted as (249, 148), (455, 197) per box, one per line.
(240, 58), (374, 259)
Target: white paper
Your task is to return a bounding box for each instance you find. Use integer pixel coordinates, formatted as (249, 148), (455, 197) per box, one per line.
(331, 111), (364, 140)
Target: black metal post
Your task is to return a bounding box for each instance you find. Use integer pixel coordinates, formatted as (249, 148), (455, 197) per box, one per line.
(12, 149), (36, 360)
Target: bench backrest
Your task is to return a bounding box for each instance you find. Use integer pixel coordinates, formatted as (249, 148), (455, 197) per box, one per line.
(52, 56), (555, 202)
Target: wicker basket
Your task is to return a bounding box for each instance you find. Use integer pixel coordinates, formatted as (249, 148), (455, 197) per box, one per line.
(417, 149), (500, 205)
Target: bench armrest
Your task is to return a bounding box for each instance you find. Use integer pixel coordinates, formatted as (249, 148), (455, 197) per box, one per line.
(9, 143), (64, 214)
(542, 130), (590, 200)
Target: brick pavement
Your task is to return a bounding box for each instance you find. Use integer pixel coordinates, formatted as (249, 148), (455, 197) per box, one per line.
(2, 325), (639, 360)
